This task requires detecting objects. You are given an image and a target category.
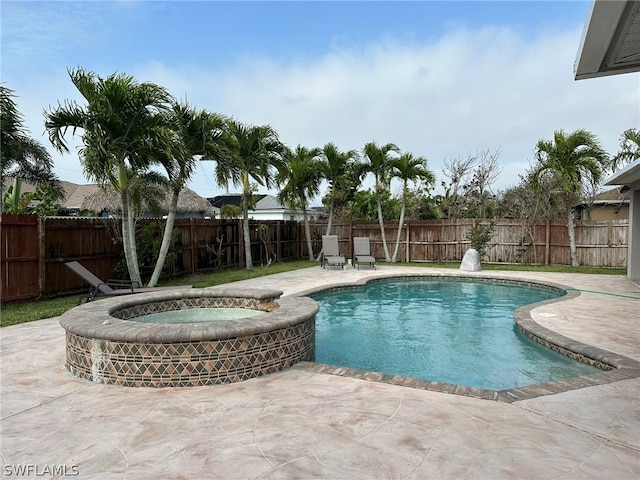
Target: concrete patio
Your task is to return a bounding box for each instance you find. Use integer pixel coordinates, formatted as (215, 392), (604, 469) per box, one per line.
(1, 266), (639, 479)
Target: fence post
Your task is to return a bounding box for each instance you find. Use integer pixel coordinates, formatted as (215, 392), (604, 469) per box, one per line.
(238, 219), (244, 268)
(276, 221), (282, 262)
(545, 220), (550, 265)
(190, 218), (197, 275)
(38, 217), (46, 296)
(405, 221), (410, 262)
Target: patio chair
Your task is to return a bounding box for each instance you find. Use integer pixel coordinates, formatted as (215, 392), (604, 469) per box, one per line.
(320, 235), (346, 270)
(353, 237), (376, 270)
(65, 261), (192, 304)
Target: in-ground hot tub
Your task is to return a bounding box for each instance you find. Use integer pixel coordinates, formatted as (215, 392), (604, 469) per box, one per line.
(59, 287), (318, 387)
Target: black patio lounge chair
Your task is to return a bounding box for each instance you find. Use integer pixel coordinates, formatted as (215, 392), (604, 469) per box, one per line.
(65, 261), (192, 304)
(320, 235), (346, 269)
(353, 237), (376, 269)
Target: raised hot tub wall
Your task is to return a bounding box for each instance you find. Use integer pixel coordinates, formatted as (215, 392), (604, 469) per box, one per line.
(59, 287), (318, 387)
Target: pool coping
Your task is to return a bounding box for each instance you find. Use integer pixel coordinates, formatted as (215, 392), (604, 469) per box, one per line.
(59, 286), (319, 342)
(293, 272), (640, 403)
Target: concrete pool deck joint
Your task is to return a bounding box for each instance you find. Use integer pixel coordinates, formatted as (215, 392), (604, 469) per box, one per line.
(59, 286), (319, 387)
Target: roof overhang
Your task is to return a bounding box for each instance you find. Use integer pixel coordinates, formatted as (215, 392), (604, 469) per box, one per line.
(574, 0), (640, 80)
(604, 158), (640, 185)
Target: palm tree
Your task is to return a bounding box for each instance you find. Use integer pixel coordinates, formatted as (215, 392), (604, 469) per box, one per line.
(147, 104), (229, 287)
(389, 153), (435, 262)
(611, 128), (640, 172)
(362, 141), (400, 262)
(45, 68), (173, 285)
(277, 145), (322, 260)
(317, 143), (360, 238)
(1, 85), (59, 211)
(532, 129), (608, 267)
(224, 120), (283, 270)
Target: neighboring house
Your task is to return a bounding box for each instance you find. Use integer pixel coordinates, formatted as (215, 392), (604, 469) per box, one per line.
(2, 179), (215, 218)
(574, 187), (630, 221)
(208, 194), (322, 221)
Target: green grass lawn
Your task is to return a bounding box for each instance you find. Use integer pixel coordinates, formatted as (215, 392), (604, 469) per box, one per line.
(0, 260), (626, 328)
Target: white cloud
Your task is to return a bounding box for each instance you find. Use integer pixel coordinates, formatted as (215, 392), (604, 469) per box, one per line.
(10, 20), (640, 201)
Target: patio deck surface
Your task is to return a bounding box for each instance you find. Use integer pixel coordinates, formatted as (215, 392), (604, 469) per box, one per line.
(1, 266), (639, 479)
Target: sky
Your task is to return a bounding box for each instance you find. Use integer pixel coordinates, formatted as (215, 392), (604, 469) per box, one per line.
(2, 0), (639, 203)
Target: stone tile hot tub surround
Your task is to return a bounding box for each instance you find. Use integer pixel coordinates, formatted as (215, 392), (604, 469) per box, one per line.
(59, 286), (319, 387)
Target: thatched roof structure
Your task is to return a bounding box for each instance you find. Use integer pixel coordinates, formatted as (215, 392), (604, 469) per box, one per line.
(80, 185), (216, 217)
(3, 178), (215, 218)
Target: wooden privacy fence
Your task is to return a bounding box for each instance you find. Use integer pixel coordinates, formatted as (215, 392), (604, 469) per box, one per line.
(311, 219), (629, 267)
(0, 214), (629, 303)
(1, 215), (302, 303)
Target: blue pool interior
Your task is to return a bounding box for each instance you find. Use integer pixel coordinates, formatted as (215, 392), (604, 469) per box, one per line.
(312, 278), (602, 390)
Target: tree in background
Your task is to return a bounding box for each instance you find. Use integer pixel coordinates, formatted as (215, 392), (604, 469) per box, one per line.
(223, 120), (284, 270)
(219, 204), (242, 219)
(531, 129), (608, 267)
(1, 85), (60, 212)
(439, 150), (502, 219)
(439, 155), (474, 219)
(362, 141), (400, 261)
(610, 128), (640, 172)
(45, 68), (174, 286)
(277, 145), (323, 260)
(497, 168), (565, 220)
(465, 149), (502, 218)
(349, 189), (400, 222)
(317, 143), (361, 237)
(389, 153), (435, 262)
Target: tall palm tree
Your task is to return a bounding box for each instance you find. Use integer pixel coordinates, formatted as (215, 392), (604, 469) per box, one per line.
(45, 68), (173, 285)
(1, 85), (58, 211)
(389, 153), (435, 262)
(362, 141), (400, 262)
(224, 120), (283, 270)
(147, 104), (229, 286)
(277, 145), (323, 260)
(532, 129), (608, 267)
(318, 143), (360, 239)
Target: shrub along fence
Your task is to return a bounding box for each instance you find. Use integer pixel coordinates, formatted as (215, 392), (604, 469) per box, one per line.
(0, 214), (628, 303)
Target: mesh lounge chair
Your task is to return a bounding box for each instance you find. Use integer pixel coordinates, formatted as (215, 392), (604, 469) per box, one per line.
(65, 261), (192, 304)
(321, 235), (346, 269)
(353, 237), (376, 270)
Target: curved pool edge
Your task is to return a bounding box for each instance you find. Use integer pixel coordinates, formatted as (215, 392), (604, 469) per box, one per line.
(295, 272), (640, 403)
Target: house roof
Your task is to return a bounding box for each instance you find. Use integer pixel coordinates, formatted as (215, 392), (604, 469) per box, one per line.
(605, 158), (640, 186)
(574, 0), (640, 80)
(207, 194), (285, 210)
(79, 185), (215, 216)
(576, 187), (630, 207)
(2, 178), (215, 216)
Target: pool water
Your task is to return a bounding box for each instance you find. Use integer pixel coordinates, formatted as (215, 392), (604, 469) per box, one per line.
(130, 308), (262, 324)
(313, 278), (601, 390)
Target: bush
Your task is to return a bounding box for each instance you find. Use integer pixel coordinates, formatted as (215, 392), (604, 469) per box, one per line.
(466, 222), (495, 258)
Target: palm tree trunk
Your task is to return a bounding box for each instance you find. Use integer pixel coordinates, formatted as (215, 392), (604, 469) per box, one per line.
(242, 176), (253, 270)
(316, 201), (334, 261)
(324, 202), (334, 236)
(147, 189), (179, 287)
(567, 206), (579, 267)
(391, 194), (407, 262)
(303, 203), (314, 260)
(377, 195), (391, 262)
(120, 189), (142, 286)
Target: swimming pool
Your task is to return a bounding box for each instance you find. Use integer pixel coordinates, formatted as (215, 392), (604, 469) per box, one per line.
(313, 278), (601, 390)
